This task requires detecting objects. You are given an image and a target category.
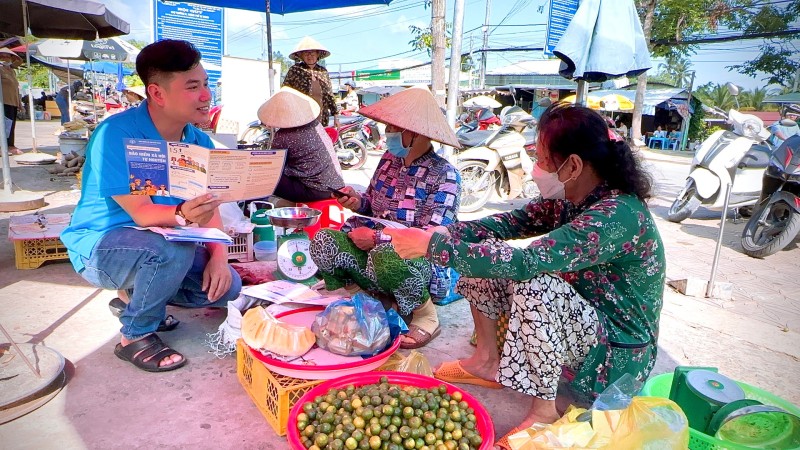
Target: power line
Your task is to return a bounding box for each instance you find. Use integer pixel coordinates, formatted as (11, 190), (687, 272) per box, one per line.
(652, 28), (800, 46)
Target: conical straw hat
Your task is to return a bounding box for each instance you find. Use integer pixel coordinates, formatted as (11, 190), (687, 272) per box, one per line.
(0, 48), (23, 67)
(289, 36), (331, 62)
(123, 85), (146, 100)
(257, 86), (320, 129)
(358, 85), (460, 148)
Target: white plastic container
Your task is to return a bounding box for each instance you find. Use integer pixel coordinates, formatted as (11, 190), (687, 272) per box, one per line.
(253, 240), (277, 261)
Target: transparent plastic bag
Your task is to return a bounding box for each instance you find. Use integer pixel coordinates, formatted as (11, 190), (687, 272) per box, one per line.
(312, 293), (391, 356)
(396, 350), (433, 377)
(508, 376), (689, 450)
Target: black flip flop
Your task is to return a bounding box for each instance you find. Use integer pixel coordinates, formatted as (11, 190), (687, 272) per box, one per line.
(114, 334), (187, 372)
(108, 298), (181, 332)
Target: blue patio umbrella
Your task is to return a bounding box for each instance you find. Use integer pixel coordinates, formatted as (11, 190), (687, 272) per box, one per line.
(552, 0), (651, 105)
(186, 0), (393, 95)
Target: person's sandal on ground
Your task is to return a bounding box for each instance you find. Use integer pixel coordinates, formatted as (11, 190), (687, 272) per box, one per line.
(400, 300), (440, 349)
(108, 297), (180, 332)
(114, 334), (187, 372)
(434, 360), (502, 389)
(8, 146), (23, 155)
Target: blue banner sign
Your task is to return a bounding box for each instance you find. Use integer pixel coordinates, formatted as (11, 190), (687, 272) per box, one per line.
(544, 0), (580, 57)
(153, 1), (224, 93)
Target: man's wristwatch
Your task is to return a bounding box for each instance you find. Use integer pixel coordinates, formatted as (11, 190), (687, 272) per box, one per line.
(175, 201), (192, 226)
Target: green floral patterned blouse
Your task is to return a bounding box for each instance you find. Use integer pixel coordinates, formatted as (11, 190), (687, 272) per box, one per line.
(428, 185), (666, 395)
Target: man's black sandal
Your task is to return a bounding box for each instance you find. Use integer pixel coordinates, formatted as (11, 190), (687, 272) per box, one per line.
(114, 334), (187, 372)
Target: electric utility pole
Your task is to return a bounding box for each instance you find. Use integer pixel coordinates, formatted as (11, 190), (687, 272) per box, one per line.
(431, 0), (447, 107)
(479, 0), (491, 89)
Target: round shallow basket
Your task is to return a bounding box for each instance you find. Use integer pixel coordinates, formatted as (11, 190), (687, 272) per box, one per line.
(642, 373), (800, 450)
(246, 306), (401, 380)
(287, 371), (495, 450)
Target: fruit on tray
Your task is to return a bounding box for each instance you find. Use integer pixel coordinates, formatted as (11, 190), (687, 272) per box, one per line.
(242, 306), (316, 357)
(295, 376), (483, 450)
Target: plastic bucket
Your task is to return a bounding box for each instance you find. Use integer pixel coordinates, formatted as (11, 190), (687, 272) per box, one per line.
(253, 240), (276, 261)
(59, 137), (88, 157)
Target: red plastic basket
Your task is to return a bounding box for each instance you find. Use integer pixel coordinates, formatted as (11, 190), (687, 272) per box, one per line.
(286, 371), (495, 449)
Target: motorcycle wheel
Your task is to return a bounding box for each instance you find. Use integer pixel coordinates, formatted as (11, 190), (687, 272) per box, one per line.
(458, 160), (498, 213)
(337, 138), (368, 170)
(741, 201), (800, 258)
(667, 180), (701, 223)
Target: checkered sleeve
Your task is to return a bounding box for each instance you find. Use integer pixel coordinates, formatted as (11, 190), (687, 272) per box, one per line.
(423, 164), (461, 227)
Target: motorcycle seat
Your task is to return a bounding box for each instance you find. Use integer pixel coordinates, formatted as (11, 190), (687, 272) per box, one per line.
(738, 145), (771, 169)
(338, 116), (363, 125)
(458, 130), (494, 148)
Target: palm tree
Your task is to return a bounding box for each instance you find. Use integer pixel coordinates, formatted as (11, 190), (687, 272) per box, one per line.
(739, 87), (769, 111)
(657, 54), (693, 88)
(694, 83), (736, 110)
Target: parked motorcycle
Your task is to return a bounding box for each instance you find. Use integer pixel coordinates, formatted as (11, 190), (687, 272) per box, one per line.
(741, 134), (800, 257)
(456, 107), (538, 213)
(238, 118), (367, 170)
(667, 107), (772, 222)
(325, 122), (368, 170)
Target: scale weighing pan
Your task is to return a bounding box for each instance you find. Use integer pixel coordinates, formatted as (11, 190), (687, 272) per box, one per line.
(264, 207), (320, 229)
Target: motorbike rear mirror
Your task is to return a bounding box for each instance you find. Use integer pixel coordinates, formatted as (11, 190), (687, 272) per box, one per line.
(725, 82), (740, 97)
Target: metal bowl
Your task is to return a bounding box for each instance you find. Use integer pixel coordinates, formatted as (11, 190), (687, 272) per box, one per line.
(265, 207), (321, 228)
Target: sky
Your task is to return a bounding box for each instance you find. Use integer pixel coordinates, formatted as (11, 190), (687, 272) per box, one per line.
(102, 0), (781, 92)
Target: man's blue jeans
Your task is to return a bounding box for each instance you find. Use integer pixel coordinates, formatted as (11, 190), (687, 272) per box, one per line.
(80, 227), (242, 340)
(54, 94), (69, 124)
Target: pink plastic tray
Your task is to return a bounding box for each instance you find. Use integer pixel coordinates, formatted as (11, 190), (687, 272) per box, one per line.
(247, 306), (401, 380)
(287, 371), (495, 449)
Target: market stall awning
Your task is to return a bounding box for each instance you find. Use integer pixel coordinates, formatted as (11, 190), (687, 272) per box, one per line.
(590, 88), (689, 116)
(763, 92), (800, 104)
(0, 0), (130, 39)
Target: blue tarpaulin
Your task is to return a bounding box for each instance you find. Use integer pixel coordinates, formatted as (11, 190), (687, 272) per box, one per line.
(82, 60), (133, 75)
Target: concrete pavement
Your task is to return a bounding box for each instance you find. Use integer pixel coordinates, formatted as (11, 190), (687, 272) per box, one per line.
(0, 120), (797, 449)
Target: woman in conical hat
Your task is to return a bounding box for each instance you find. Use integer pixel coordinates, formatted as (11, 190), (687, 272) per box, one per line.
(310, 86), (462, 350)
(282, 36), (338, 128)
(256, 86), (344, 202)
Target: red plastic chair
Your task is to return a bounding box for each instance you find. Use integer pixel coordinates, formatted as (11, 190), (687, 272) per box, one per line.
(324, 127), (339, 145)
(299, 198), (346, 239)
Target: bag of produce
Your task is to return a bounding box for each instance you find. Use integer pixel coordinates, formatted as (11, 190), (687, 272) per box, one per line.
(312, 293), (391, 356)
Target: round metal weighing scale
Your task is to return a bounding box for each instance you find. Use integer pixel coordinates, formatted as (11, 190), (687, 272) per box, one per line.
(0, 324), (67, 424)
(264, 207), (322, 284)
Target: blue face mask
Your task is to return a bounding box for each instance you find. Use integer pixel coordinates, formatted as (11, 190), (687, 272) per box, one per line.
(385, 131), (410, 158)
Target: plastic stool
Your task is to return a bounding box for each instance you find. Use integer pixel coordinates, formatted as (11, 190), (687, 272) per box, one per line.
(299, 198), (346, 239)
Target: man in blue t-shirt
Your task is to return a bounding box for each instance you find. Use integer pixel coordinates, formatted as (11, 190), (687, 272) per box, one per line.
(61, 40), (242, 372)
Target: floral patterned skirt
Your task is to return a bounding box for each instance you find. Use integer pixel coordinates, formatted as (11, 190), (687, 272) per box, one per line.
(309, 229), (432, 316)
(459, 273), (657, 401)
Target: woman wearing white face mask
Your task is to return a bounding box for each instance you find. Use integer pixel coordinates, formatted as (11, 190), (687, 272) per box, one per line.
(310, 86), (462, 350)
(384, 104), (666, 448)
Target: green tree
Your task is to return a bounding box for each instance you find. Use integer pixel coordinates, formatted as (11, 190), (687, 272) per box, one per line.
(739, 87), (770, 111)
(694, 82), (736, 110)
(408, 24), (451, 56)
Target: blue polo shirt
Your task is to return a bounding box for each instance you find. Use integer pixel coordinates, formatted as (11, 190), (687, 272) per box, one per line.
(61, 101), (213, 272)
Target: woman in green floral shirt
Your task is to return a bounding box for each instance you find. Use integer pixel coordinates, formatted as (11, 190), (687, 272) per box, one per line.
(386, 104), (666, 444)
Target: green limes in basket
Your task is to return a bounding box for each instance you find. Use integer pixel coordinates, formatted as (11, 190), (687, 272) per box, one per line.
(298, 380), (480, 450)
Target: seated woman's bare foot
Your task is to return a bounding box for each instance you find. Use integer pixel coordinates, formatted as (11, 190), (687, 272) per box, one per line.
(120, 336), (183, 368)
(8, 146), (23, 155)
